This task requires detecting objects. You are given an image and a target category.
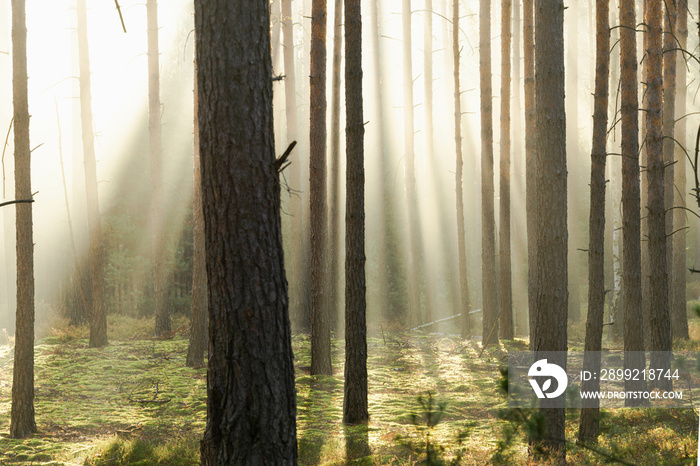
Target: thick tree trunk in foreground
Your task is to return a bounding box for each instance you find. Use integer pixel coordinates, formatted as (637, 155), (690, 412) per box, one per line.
(195, 1), (298, 462)
(533, 0), (567, 456)
(77, 0), (107, 348)
(619, 0), (647, 407)
(454, 0), (470, 338)
(672, 1), (689, 340)
(148, 0), (169, 337)
(186, 55), (206, 368)
(578, 0), (610, 443)
(499, 0), (513, 340)
(343, 0), (368, 425)
(481, 0), (498, 347)
(10, 0), (36, 439)
(309, 0), (332, 375)
(645, 0), (672, 391)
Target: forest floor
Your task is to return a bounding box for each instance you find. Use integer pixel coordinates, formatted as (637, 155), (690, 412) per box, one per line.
(0, 314), (697, 465)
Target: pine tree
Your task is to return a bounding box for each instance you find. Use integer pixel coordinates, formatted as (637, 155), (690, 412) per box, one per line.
(195, 0), (298, 461)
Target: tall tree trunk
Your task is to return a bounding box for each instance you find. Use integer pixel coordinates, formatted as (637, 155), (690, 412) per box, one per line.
(328, 0), (343, 334)
(310, 0), (331, 375)
(578, 0), (610, 443)
(524, 0), (536, 348)
(481, 0), (498, 346)
(512, 0), (527, 335)
(620, 0), (647, 406)
(566, 0), (581, 323)
(499, 0), (513, 340)
(423, 0), (435, 326)
(663, 0), (677, 340)
(9, 0), (35, 439)
(148, 0), (169, 337)
(641, 0), (651, 345)
(454, 0), (470, 338)
(646, 0), (672, 391)
(195, 1), (298, 461)
(403, 0), (423, 325)
(186, 52), (207, 368)
(672, 0), (690, 340)
(533, 0), (567, 456)
(343, 0), (368, 425)
(77, 0), (107, 348)
(281, 0), (306, 330)
(369, 0), (393, 321)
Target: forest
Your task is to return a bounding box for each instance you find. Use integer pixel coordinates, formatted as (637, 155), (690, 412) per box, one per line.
(0, 0), (699, 464)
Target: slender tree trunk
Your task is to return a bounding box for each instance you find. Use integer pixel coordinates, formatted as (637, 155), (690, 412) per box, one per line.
(423, 0), (435, 326)
(481, 0), (498, 347)
(369, 0), (393, 321)
(512, 0), (527, 335)
(328, 0), (343, 334)
(566, 1), (581, 323)
(281, 0), (306, 331)
(500, 0), (513, 339)
(646, 0), (673, 391)
(186, 53), (207, 368)
(578, 0), (610, 443)
(9, 0), (35, 439)
(148, 0), (169, 337)
(620, 0), (647, 406)
(343, 0), (368, 425)
(310, 0), (331, 375)
(533, 0), (567, 456)
(454, 0), (470, 338)
(641, 0), (651, 345)
(663, 0), (677, 340)
(403, 0), (423, 325)
(523, 0), (536, 348)
(77, 0), (107, 348)
(195, 1), (298, 461)
(672, 0), (689, 340)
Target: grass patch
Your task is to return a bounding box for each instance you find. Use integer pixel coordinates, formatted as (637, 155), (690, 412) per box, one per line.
(0, 317), (696, 464)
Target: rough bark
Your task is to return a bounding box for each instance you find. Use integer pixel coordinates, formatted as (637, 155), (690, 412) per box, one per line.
(148, 0), (169, 337)
(672, 0), (689, 340)
(343, 0), (368, 425)
(578, 0), (610, 443)
(533, 0), (567, 455)
(328, 0), (343, 334)
(646, 0), (673, 391)
(195, 1), (298, 462)
(620, 0), (647, 406)
(309, 0), (331, 375)
(9, 0), (36, 439)
(454, 0), (470, 338)
(481, 0), (498, 347)
(524, 0), (537, 348)
(499, 0), (513, 340)
(77, 0), (107, 348)
(186, 53), (206, 368)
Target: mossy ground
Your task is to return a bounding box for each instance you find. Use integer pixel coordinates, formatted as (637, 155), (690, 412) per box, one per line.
(0, 316), (697, 464)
